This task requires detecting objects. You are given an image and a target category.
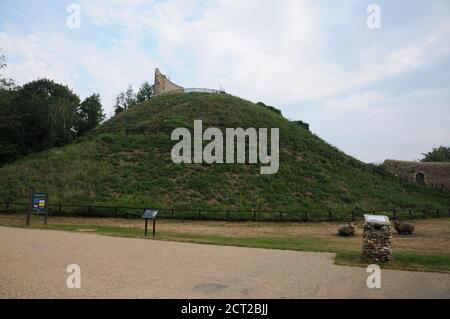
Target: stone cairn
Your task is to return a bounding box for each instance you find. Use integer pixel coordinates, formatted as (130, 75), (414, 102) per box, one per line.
(362, 214), (393, 262)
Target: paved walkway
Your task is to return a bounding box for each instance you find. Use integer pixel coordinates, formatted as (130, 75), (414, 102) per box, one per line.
(0, 226), (449, 298)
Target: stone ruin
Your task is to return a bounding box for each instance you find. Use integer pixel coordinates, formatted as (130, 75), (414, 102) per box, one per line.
(362, 214), (393, 262)
(153, 68), (184, 96)
(383, 159), (450, 189)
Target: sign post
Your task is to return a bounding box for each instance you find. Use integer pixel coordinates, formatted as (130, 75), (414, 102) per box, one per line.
(27, 191), (49, 225)
(26, 188), (32, 226)
(142, 210), (158, 237)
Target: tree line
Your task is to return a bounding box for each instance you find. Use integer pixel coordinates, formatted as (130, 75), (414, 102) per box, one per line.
(113, 82), (154, 115)
(0, 51), (104, 165)
(421, 146), (450, 162)
(0, 50), (155, 166)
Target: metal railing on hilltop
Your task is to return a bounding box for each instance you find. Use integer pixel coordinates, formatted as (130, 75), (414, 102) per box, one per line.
(155, 88), (226, 97)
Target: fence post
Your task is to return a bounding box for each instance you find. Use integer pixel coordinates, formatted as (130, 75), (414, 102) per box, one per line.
(304, 211), (308, 222)
(226, 210), (230, 220)
(351, 211), (355, 221)
(253, 209), (256, 222)
(5, 202), (9, 213)
(393, 209), (396, 219)
(422, 209), (426, 219)
(409, 209), (412, 218)
(27, 187), (32, 226)
(171, 208), (174, 218)
(436, 208), (439, 218)
(198, 210), (202, 220)
(114, 207), (118, 218)
(328, 211), (332, 221)
(279, 211), (282, 222)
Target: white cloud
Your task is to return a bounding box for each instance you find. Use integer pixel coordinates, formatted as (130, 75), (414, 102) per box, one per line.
(0, 22), (158, 116)
(112, 0), (450, 107)
(0, 0), (449, 161)
(297, 88), (450, 162)
(353, 22), (450, 87)
(142, 0), (327, 102)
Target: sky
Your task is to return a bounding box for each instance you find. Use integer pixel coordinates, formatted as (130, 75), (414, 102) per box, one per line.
(0, 0), (449, 163)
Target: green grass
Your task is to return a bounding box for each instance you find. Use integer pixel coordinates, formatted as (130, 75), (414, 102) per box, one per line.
(1, 92), (449, 211)
(335, 251), (450, 273)
(35, 223), (450, 273)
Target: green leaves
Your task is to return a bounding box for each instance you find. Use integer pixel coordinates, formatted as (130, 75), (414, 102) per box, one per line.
(74, 93), (105, 136)
(421, 146), (450, 162)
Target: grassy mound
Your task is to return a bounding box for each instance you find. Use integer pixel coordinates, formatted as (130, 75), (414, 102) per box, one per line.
(0, 93), (449, 211)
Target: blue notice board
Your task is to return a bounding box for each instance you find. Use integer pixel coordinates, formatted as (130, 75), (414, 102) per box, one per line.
(32, 193), (48, 213)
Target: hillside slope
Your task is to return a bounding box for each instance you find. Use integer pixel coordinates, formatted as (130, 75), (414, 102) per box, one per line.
(0, 93), (449, 211)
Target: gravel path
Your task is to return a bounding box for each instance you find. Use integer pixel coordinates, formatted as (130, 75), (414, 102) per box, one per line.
(1, 226), (449, 298)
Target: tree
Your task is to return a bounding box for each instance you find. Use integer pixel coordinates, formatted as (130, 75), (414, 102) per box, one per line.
(114, 92), (126, 114)
(0, 50), (20, 164)
(0, 50), (101, 165)
(114, 85), (136, 115)
(136, 81), (154, 103)
(0, 50), (15, 90)
(421, 146), (450, 162)
(74, 94), (105, 136)
(0, 89), (20, 164)
(11, 78), (80, 154)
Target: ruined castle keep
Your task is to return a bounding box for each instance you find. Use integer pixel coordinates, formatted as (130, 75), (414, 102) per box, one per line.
(383, 159), (450, 188)
(154, 68), (184, 96)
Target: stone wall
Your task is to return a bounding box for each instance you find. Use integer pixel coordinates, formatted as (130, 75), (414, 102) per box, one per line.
(154, 68), (184, 96)
(383, 159), (450, 188)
